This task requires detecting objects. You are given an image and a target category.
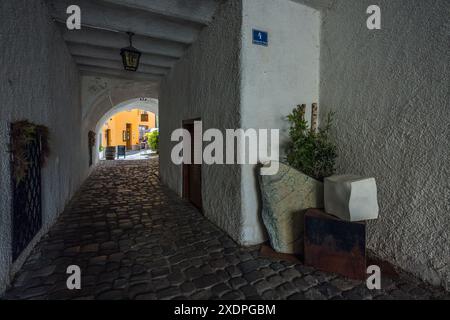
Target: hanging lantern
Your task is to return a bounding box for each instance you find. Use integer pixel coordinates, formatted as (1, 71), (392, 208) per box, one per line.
(120, 32), (141, 72)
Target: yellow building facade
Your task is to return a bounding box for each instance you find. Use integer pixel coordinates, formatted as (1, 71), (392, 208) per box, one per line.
(101, 109), (156, 150)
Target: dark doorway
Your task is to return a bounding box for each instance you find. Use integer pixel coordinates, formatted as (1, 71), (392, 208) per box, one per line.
(183, 120), (203, 211)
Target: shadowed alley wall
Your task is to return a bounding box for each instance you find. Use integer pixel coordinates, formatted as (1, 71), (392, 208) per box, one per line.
(160, 0), (320, 246)
(0, 0), (88, 294)
(240, 0), (320, 245)
(318, 0), (449, 290)
(159, 1), (243, 243)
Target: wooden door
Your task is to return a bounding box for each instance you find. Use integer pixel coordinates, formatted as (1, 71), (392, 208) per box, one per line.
(183, 122), (203, 211)
(126, 123), (132, 150)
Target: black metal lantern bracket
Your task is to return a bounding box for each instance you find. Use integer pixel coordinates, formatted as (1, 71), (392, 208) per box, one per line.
(120, 32), (142, 72)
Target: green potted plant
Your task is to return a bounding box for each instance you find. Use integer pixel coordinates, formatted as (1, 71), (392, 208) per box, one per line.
(258, 104), (337, 255)
(146, 130), (159, 154)
(286, 104), (337, 181)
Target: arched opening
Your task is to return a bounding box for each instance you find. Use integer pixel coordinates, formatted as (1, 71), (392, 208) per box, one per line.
(93, 98), (159, 163)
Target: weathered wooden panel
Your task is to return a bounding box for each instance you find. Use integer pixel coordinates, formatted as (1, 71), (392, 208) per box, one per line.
(304, 209), (366, 280)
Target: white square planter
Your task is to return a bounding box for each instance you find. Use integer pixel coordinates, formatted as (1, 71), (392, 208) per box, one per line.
(325, 175), (379, 222)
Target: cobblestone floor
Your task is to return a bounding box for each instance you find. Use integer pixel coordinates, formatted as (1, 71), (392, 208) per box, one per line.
(3, 160), (449, 300)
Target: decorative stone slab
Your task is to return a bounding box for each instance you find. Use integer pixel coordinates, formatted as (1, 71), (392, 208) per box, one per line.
(258, 162), (323, 255)
(324, 175), (379, 222)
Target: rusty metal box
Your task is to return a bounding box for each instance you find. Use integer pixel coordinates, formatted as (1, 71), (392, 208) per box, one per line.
(304, 209), (366, 280)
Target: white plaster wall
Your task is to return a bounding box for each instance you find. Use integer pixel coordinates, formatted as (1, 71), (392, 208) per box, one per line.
(81, 76), (159, 127)
(160, 0), (320, 246)
(159, 0), (244, 243)
(0, 0), (88, 294)
(240, 0), (321, 244)
(319, 0), (449, 289)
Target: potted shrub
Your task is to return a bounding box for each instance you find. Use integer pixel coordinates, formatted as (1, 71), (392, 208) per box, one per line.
(285, 104), (337, 181)
(146, 130), (159, 154)
(258, 104), (337, 255)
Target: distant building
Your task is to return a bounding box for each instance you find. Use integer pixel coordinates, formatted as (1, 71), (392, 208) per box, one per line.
(101, 109), (156, 150)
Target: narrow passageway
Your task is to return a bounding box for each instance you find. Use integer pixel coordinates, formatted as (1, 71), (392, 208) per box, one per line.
(3, 160), (447, 300)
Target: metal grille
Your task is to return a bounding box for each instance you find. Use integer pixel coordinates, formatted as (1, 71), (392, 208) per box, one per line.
(11, 131), (43, 261)
(89, 146), (93, 166)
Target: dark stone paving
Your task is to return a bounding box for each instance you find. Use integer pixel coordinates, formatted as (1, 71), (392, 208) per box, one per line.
(2, 160), (449, 300)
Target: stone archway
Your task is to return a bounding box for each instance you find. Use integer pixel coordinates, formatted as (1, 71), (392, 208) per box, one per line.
(93, 98), (159, 164)
(81, 76), (159, 130)
(95, 98), (159, 133)
(80, 75), (159, 166)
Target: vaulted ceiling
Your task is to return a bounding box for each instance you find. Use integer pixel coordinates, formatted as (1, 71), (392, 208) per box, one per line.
(46, 0), (224, 83)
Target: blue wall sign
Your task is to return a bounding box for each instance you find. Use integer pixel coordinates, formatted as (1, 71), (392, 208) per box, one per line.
(252, 29), (268, 46)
